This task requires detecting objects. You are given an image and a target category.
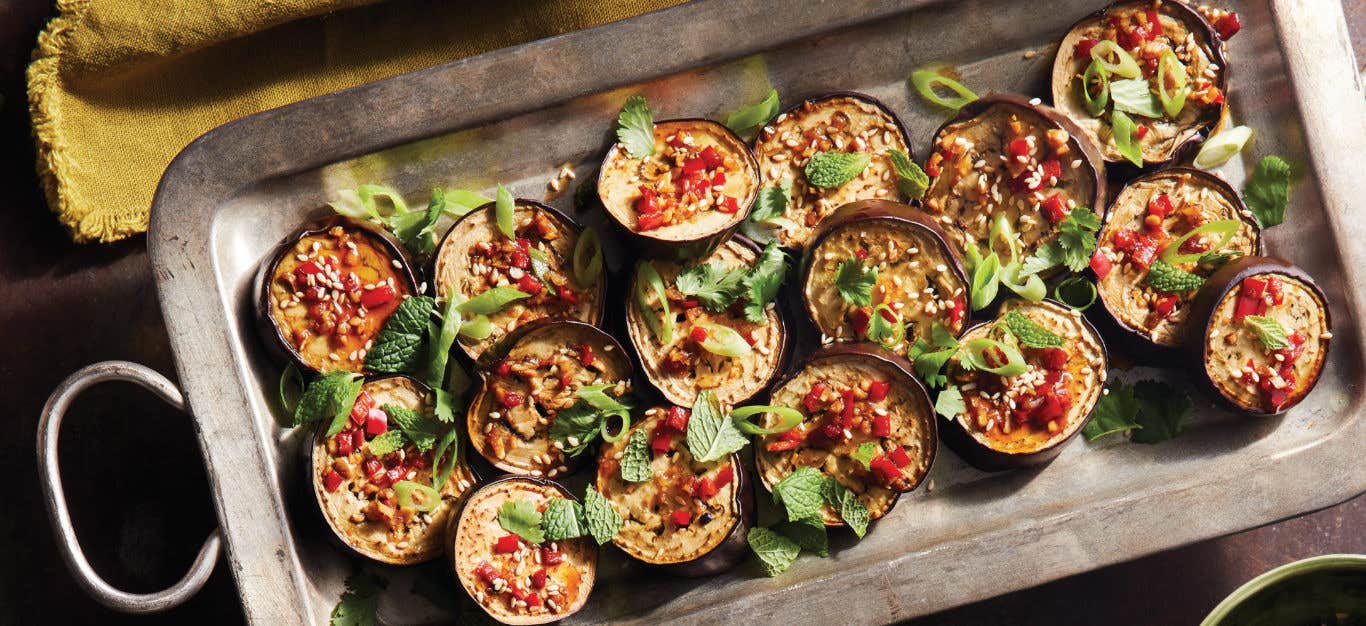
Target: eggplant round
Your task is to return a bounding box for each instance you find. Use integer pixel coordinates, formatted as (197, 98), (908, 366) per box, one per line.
(1050, 0), (1230, 167)
(939, 299), (1108, 471)
(922, 94), (1106, 267)
(430, 198), (607, 363)
(624, 236), (789, 407)
(310, 374), (478, 565)
(467, 319), (634, 476)
(594, 406), (754, 576)
(448, 475), (597, 625)
(598, 118), (760, 259)
(1094, 167), (1261, 349)
(1183, 257), (1332, 416)
(753, 343), (936, 526)
(799, 199), (971, 349)
(751, 92), (912, 249)
(255, 215), (419, 374)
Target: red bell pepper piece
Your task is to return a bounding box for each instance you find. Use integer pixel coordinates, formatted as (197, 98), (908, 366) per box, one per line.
(350, 391), (374, 426)
(1040, 158), (1062, 183)
(718, 196), (740, 213)
(1146, 8), (1163, 37)
(541, 548), (564, 565)
(712, 465), (734, 490)
(683, 157), (707, 176)
(334, 433), (353, 456)
(1154, 294), (1178, 318)
(1214, 13), (1241, 40)
(637, 212), (664, 231)
(361, 284), (395, 309)
(869, 456), (902, 485)
(689, 326), (709, 343)
(651, 428), (674, 454)
(365, 408), (388, 436)
(494, 534), (521, 554)
(665, 406), (690, 432)
(323, 470), (343, 492)
(1041, 193), (1069, 223)
(868, 380), (891, 402)
(849, 307), (871, 336)
(1076, 38), (1100, 58)
(1090, 249), (1112, 279)
(1147, 193), (1174, 218)
(578, 343), (595, 366)
(855, 248), (869, 260)
(671, 510), (693, 527)
(804, 382), (827, 414)
(530, 568), (547, 589)
(871, 413), (892, 438)
(517, 274), (543, 296)
(474, 561), (499, 584)
(888, 446), (912, 468)
(495, 361), (512, 377)
(1007, 138), (1031, 160)
(497, 389), (523, 409)
(1041, 347), (1069, 370)
(559, 287), (579, 305)
(840, 390), (856, 429)
(700, 145), (724, 169)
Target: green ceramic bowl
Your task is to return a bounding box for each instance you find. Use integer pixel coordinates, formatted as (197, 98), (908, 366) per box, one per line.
(1202, 554), (1366, 626)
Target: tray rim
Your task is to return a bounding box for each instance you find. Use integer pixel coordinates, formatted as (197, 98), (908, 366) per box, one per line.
(146, 0), (1366, 623)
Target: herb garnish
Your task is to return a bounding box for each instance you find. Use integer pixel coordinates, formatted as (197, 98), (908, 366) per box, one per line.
(548, 388), (633, 457)
(582, 487), (622, 545)
(365, 296), (436, 373)
(675, 261), (747, 311)
(741, 241), (789, 322)
(887, 149), (929, 199)
(1145, 260), (1206, 293)
(725, 88), (780, 139)
(823, 477), (870, 538)
(747, 527), (801, 576)
(805, 151), (871, 189)
(685, 391), (749, 462)
(772, 466), (826, 522)
(1002, 310), (1064, 348)
(293, 370), (364, 436)
(850, 441), (879, 471)
(835, 257), (878, 306)
(1243, 155), (1293, 228)
(616, 95), (655, 159)
(1245, 315), (1291, 350)
(934, 386), (966, 421)
(618, 428), (653, 483)
(330, 569), (385, 626)
(542, 498), (587, 542)
(1020, 206), (1102, 275)
(497, 500), (546, 544)
(1082, 379), (1192, 443)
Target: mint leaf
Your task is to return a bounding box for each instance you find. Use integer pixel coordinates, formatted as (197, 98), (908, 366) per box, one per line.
(726, 88), (780, 138)
(850, 441), (879, 470)
(1146, 260), (1205, 293)
(365, 296), (436, 373)
(619, 427), (653, 483)
(543, 498), (587, 541)
(776, 515), (828, 557)
(805, 151), (872, 188)
(773, 466), (826, 523)
(1082, 381), (1143, 441)
(742, 241), (789, 323)
(934, 386), (966, 421)
(548, 401), (609, 457)
(616, 96), (655, 159)
(1245, 315), (1291, 350)
(823, 477), (870, 538)
(1002, 310), (1064, 348)
(383, 404), (439, 452)
(366, 430), (407, 456)
(294, 371), (363, 436)
(330, 569), (386, 626)
(685, 391), (749, 462)
(1129, 380), (1192, 444)
(835, 257), (878, 306)
(1243, 155), (1292, 228)
(747, 527), (801, 576)
(456, 286), (529, 316)
(676, 261), (746, 312)
(887, 149), (929, 199)
(497, 500), (545, 544)
(582, 487), (621, 545)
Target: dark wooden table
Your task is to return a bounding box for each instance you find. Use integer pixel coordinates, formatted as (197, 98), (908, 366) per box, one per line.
(2, 2), (1361, 624)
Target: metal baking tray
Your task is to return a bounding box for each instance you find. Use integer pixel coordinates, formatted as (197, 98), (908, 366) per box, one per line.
(37, 0), (1366, 623)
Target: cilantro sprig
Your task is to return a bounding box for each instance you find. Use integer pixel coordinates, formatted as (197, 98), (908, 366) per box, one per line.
(616, 95), (655, 159)
(1243, 155), (1293, 228)
(1081, 379), (1192, 444)
(329, 569), (385, 626)
(498, 500), (546, 544)
(835, 257), (878, 306)
(676, 262), (747, 311)
(1020, 206), (1102, 275)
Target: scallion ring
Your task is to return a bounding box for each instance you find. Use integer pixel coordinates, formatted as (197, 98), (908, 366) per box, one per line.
(1001, 261), (1047, 301)
(1089, 40), (1141, 79)
(910, 70), (978, 112)
(393, 480), (442, 512)
(635, 262), (673, 344)
(970, 251), (1002, 311)
(1110, 110), (1144, 167)
(731, 405), (805, 436)
(1156, 49), (1189, 118)
(457, 314), (493, 340)
(572, 227), (603, 287)
(962, 337), (1028, 376)
(1053, 275), (1098, 311)
(1081, 59), (1111, 117)
(1194, 126), (1254, 169)
(695, 322), (753, 358)
(1159, 219), (1240, 265)
(600, 412), (631, 443)
(277, 363), (304, 414)
(989, 212), (1022, 265)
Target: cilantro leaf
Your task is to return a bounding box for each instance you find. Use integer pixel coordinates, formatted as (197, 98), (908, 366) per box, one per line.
(1243, 155), (1293, 228)
(1020, 207), (1101, 275)
(805, 151), (872, 188)
(498, 500), (546, 544)
(776, 515), (828, 557)
(822, 477), (869, 538)
(383, 404), (439, 452)
(726, 88), (780, 138)
(1002, 310), (1064, 348)
(616, 95), (655, 159)
(934, 386), (966, 421)
(294, 371), (363, 436)
(685, 391), (749, 462)
(583, 487), (621, 545)
(1082, 381), (1142, 441)
(773, 466), (826, 523)
(675, 262), (746, 311)
(850, 441), (879, 470)
(1146, 260), (1206, 293)
(741, 241), (789, 323)
(887, 149), (929, 199)
(1245, 315), (1291, 350)
(365, 296), (436, 373)
(619, 427), (653, 483)
(909, 323), (960, 389)
(330, 569), (386, 626)
(1129, 380), (1192, 443)
(365, 430), (407, 456)
(748, 182), (792, 224)
(835, 257), (878, 306)
(548, 400), (615, 457)
(747, 527), (801, 577)
(543, 498), (587, 541)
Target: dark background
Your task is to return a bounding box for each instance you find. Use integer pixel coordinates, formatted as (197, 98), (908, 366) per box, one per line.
(2, 1), (1362, 624)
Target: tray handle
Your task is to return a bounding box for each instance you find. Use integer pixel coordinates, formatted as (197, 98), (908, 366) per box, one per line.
(38, 361), (222, 614)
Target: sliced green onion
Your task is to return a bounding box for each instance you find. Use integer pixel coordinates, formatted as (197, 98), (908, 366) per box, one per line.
(1156, 49), (1189, 118)
(442, 189), (492, 217)
(577, 384), (629, 413)
(695, 322), (754, 358)
(1080, 59), (1110, 117)
(1090, 40), (1140, 79)
(962, 337), (1027, 377)
(277, 363), (304, 414)
(1001, 261), (1047, 301)
(1194, 126), (1254, 169)
(1053, 275), (1098, 311)
(526, 248), (558, 297)
(731, 405), (804, 435)
(494, 184), (515, 239)
(1110, 110), (1144, 167)
(635, 262), (673, 344)
(910, 70), (978, 112)
(1159, 219), (1240, 265)
(600, 412), (631, 443)
(457, 286), (530, 315)
(572, 227), (603, 287)
(457, 314), (493, 339)
(394, 480), (442, 512)
(867, 304), (906, 349)
(725, 88), (780, 137)
(989, 212), (1021, 265)
(970, 251), (1002, 311)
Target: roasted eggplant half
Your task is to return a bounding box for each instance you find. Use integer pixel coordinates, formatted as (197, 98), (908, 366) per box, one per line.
(1185, 257), (1331, 416)
(1094, 167), (1260, 348)
(449, 476), (597, 625)
(256, 216), (418, 374)
(431, 198), (606, 362)
(1051, 0), (1229, 166)
(468, 319), (633, 476)
(310, 374), (477, 565)
(598, 118), (760, 258)
(939, 299), (1107, 471)
(594, 405), (754, 576)
(922, 94), (1105, 266)
(752, 92), (912, 249)
(800, 200), (970, 349)
(625, 237), (788, 406)
(754, 343), (936, 526)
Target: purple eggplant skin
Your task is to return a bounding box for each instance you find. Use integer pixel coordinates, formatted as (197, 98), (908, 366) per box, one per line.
(622, 234), (792, 408)
(755, 342), (937, 525)
(797, 199), (971, 342)
(938, 299), (1109, 472)
(254, 215), (420, 376)
(1049, 0), (1231, 169)
(597, 118), (760, 260)
(428, 197), (608, 365)
(466, 318), (634, 476)
(1181, 256), (1333, 417)
(1093, 167), (1263, 361)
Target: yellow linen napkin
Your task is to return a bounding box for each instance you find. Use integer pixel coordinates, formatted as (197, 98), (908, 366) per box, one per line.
(28, 0), (685, 243)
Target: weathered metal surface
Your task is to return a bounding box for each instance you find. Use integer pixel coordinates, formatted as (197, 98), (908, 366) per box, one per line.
(56, 0), (1360, 622)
